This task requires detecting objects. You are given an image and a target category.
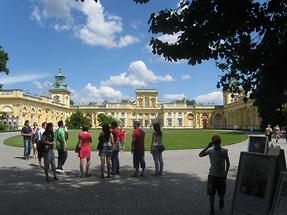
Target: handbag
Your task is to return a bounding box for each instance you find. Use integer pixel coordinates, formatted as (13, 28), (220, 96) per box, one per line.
(159, 145), (165, 152)
(113, 142), (120, 152)
(152, 144), (165, 153)
(75, 142), (81, 153)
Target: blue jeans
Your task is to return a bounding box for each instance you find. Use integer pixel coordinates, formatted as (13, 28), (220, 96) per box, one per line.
(111, 151), (120, 174)
(23, 139), (32, 158)
(44, 149), (56, 177)
(152, 150), (163, 175)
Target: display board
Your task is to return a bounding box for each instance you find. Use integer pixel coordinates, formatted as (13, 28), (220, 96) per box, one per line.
(248, 135), (268, 153)
(270, 172), (287, 215)
(232, 152), (277, 215)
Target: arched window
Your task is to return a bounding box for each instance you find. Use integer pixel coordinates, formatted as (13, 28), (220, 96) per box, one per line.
(145, 97), (149, 107)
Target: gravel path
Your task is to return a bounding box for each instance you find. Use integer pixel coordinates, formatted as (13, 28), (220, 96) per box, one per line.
(0, 132), (286, 215)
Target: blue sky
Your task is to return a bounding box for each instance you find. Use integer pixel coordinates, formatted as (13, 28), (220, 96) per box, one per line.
(0, 0), (223, 105)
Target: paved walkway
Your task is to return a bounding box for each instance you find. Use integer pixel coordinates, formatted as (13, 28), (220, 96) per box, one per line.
(0, 132), (286, 215)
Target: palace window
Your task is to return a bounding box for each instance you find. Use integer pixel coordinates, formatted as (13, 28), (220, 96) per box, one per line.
(177, 118), (183, 127)
(167, 118), (172, 127)
(151, 98), (156, 107)
(120, 118), (125, 127)
(145, 97), (149, 107)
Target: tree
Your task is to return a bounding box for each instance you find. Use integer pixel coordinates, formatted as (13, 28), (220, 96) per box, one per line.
(97, 113), (116, 126)
(0, 46), (9, 89)
(147, 0), (287, 127)
(70, 99), (75, 106)
(65, 111), (92, 129)
(186, 99), (195, 106)
(78, 0), (287, 127)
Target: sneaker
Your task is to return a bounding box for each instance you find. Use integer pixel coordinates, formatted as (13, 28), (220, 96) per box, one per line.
(140, 172), (145, 177)
(219, 199), (224, 209)
(54, 176), (59, 181)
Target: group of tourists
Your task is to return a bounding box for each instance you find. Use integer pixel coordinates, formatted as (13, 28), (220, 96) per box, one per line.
(265, 124), (287, 143)
(21, 119), (230, 214)
(21, 120), (68, 180)
(20, 120), (165, 181)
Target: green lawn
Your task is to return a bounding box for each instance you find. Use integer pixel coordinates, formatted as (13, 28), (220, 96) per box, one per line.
(3, 129), (247, 151)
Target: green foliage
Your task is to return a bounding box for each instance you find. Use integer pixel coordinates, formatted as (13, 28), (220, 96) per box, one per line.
(65, 111), (92, 129)
(0, 46), (9, 89)
(77, 0), (287, 126)
(0, 46), (9, 75)
(4, 129), (248, 151)
(146, 0), (287, 127)
(97, 113), (117, 126)
(0, 122), (7, 131)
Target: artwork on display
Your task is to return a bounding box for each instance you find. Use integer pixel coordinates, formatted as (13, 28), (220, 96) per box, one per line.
(248, 135), (268, 153)
(270, 172), (287, 215)
(267, 146), (287, 172)
(232, 152), (277, 215)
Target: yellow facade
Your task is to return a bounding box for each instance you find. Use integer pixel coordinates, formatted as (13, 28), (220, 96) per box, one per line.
(0, 73), (261, 130)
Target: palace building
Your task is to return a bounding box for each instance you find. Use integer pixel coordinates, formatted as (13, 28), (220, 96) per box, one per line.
(0, 69), (261, 130)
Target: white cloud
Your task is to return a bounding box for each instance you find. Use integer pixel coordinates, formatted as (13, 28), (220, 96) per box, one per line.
(194, 91), (223, 105)
(72, 83), (124, 104)
(0, 74), (48, 85)
(181, 74), (190, 80)
(31, 0), (139, 48)
(54, 24), (70, 32)
(33, 81), (53, 90)
(118, 35), (139, 48)
(30, 6), (42, 25)
(102, 60), (174, 87)
(163, 93), (185, 101)
(157, 32), (182, 44)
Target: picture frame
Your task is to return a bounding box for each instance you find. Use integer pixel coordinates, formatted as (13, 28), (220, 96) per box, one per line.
(232, 152), (278, 215)
(248, 135), (268, 153)
(270, 172), (287, 215)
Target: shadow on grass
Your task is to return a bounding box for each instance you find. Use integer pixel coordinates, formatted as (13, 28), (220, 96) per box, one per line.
(0, 165), (236, 215)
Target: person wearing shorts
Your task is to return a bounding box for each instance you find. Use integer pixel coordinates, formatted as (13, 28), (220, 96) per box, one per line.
(199, 135), (230, 215)
(78, 126), (92, 178)
(98, 124), (114, 178)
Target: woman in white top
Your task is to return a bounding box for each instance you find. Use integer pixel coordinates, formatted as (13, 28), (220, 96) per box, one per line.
(150, 123), (164, 176)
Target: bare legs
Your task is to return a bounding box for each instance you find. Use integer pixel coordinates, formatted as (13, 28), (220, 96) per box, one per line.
(100, 156), (111, 178)
(33, 143), (37, 158)
(80, 157), (91, 177)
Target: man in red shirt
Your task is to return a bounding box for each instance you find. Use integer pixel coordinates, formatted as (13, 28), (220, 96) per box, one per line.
(111, 121), (120, 175)
(119, 125), (126, 151)
(131, 121), (145, 177)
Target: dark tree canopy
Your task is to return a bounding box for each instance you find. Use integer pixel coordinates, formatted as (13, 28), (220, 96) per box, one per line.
(77, 0), (287, 127)
(0, 46), (9, 89)
(97, 113), (118, 126)
(148, 0), (287, 127)
(0, 46), (9, 75)
(65, 111), (92, 129)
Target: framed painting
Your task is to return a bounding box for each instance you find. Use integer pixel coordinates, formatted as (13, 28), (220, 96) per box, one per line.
(248, 135), (268, 153)
(232, 152), (278, 215)
(270, 172), (287, 215)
